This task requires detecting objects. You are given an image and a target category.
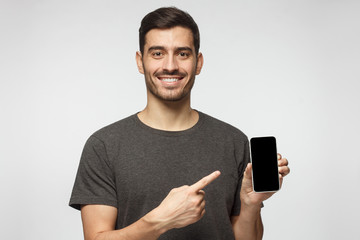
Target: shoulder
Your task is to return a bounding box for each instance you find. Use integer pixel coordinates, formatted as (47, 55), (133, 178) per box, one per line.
(89, 114), (138, 142)
(199, 111), (248, 143)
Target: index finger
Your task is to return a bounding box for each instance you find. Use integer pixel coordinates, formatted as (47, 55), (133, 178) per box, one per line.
(190, 171), (221, 192)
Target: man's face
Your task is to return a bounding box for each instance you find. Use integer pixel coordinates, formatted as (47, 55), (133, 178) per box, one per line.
(136, 26), (203, 102)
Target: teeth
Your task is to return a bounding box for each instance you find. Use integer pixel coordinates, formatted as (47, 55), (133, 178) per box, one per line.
(161, 78), (178, 82)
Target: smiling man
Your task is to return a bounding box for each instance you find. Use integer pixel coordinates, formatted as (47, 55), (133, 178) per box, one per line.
(69, 7), (290, 240)
(138, 27), (200, 102)
(137, 9), (201, 104)
(135, 25), (203, 131)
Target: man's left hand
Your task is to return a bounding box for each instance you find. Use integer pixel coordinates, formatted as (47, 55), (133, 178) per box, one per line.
(240, 153), (290, 208)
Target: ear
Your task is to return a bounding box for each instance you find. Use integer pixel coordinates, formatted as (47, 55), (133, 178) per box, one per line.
(195, 52), (204, 75)
(136, 51), (144, 74)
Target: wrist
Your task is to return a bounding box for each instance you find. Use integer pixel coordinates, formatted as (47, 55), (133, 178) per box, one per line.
(241, 196), (262, 208)
(241, 202), (262, 213)
(142, 207), (169, 236)
(240, 195), (262, 212)
(240, 191), (263, 211)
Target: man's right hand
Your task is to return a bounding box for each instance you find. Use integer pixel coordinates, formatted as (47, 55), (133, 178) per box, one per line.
(81, 171), (221, 240)
(144, 171), (221, 233)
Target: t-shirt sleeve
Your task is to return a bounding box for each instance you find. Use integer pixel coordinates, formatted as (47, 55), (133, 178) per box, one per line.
(231, 138), (251, 216)
(69, 135), (117, 210)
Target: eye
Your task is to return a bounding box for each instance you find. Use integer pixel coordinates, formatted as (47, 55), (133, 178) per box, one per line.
(178, 52), (190, 58)
(152, 51), (163, 58)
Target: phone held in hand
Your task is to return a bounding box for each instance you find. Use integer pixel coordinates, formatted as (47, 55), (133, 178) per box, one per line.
(250, 136), (280, 193)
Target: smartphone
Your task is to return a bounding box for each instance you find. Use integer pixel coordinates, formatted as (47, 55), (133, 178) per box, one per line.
(250, 136), (280, 192)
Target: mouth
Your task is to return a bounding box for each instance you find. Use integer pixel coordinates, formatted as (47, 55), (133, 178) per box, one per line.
(157, 76), (184, 83)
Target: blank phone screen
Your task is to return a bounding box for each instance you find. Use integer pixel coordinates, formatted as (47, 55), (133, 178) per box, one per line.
(250, 136), (279, 192)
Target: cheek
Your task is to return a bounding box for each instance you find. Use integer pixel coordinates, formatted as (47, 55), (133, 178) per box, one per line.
(146, 63), (163, 76)
(143, 58), (160, 72)
(182, 62), (197, 75)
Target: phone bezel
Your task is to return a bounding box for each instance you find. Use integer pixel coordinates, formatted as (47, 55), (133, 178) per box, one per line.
(250, 136), (280, 193)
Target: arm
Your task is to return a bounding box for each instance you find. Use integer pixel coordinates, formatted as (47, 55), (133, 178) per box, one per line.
(81, 171), (221, 240)
(81, 205), (164, 240)
(230, 162), (264, 240)
(232, 154), (289, 240)
(231, 208), (263, 240)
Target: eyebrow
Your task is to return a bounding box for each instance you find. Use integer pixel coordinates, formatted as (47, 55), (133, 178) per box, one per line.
(176, 47), (193, 53)
(147, 46), (193, 53)
(148, 46), (165, 52)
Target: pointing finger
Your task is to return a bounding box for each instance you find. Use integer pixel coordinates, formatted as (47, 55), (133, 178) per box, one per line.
(190, 171), (221, 192)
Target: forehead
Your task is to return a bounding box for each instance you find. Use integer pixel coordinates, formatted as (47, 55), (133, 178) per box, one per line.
(144, 26), (194, 51)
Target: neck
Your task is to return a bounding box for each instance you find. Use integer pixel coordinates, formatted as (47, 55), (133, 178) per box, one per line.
(137, 93), (199, 131)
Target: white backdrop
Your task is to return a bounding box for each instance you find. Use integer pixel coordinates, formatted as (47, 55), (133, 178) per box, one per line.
(1, 0), (359, 239)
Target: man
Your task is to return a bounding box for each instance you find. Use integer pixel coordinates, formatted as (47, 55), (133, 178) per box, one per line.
(69, 7), (290, 240)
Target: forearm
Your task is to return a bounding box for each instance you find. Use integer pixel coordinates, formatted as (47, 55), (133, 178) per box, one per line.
(232, 205), (263, 240)
(90, 210), (167, 240)
(94, 220), (159, 240)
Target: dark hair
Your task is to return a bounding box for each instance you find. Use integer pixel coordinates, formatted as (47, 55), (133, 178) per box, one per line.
(139, 7), (200, 55)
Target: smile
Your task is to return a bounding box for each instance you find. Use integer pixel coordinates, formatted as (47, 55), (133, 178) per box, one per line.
(160, 78), (179, 82)
(157, 76), (184, 83)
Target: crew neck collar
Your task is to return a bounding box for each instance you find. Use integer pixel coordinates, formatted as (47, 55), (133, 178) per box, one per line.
(133, 110), (205, 136)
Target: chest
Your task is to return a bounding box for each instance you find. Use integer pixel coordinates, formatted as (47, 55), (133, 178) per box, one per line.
(114, 136), (238, 204)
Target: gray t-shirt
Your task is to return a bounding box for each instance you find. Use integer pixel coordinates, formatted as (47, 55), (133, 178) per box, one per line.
(69, 111), (250, 239)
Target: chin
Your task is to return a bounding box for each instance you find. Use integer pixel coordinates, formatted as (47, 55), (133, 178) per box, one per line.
(154, 90), (190, 102)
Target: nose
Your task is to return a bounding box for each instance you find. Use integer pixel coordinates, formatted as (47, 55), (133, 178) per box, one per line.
(163, 54), (179, 73)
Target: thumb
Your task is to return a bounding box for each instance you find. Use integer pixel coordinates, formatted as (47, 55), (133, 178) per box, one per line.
(244, 163), (252, 180)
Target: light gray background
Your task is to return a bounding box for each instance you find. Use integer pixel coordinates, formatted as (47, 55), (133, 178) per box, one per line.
(1, 0), (359, 239)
